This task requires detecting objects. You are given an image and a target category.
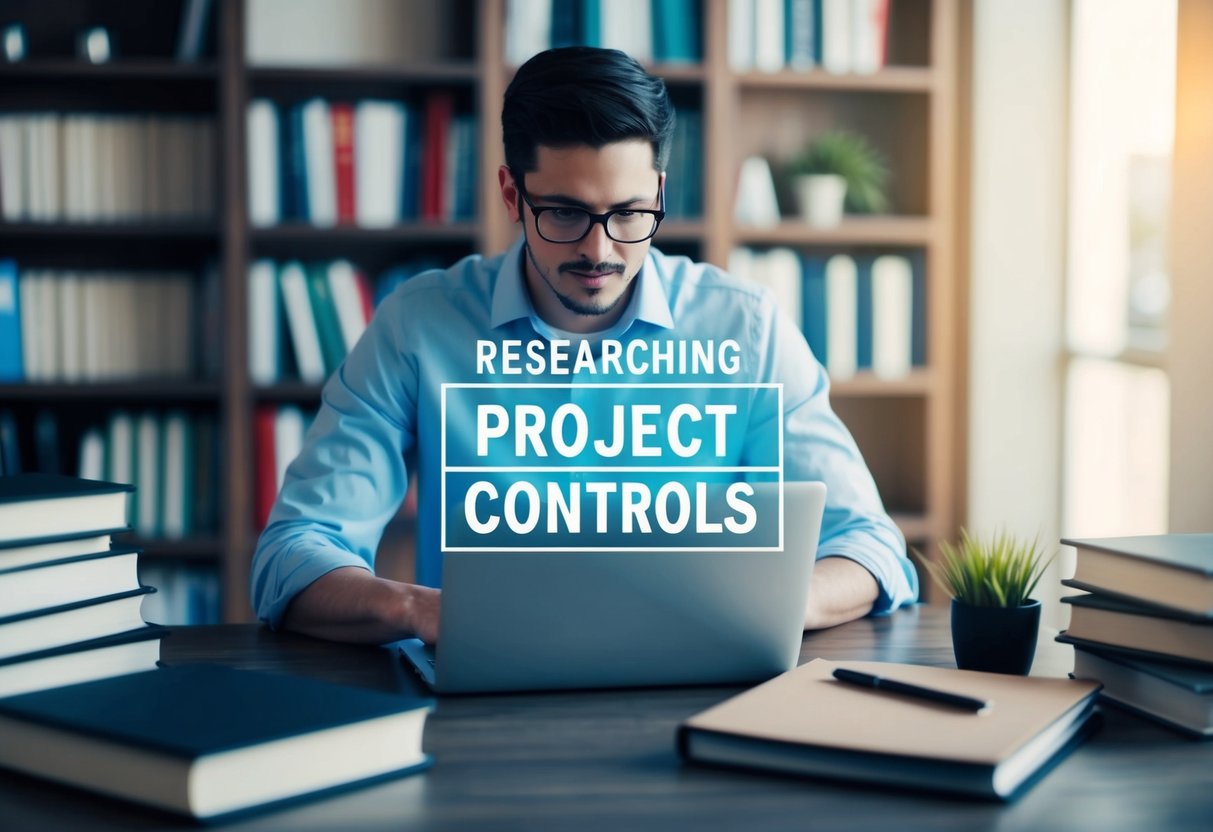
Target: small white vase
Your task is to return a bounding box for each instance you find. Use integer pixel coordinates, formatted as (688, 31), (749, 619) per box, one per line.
(794, 174), (847, 228)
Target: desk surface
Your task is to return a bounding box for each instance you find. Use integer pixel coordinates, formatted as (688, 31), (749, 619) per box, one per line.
(3, 605), (1211, 832)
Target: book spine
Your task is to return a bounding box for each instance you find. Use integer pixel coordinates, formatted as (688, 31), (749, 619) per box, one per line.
(331, 102), (356, 225)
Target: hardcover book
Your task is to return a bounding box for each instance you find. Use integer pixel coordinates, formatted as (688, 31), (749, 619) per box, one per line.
(1062, 533), (1213, 617)
(678, 658), (1101, 800)
(0, 473), (132, 545)
(0, 663), (434, 821)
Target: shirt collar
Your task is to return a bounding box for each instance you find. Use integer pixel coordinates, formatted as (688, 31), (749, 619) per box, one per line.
(489, 235), (675, 333)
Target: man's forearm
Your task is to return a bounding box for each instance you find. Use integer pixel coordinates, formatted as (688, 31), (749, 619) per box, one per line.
(803, 556), (879, 630)
(280, 566), (440, 644)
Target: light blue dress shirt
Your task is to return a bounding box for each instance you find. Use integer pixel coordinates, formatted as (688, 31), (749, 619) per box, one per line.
(251, 236), (918, 628)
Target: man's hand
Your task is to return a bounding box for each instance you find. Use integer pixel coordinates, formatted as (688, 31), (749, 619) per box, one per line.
(803, 556), (879, 630)
(281, 566), (442, 645)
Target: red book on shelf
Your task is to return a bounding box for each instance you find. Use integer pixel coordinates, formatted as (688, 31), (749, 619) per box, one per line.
(353, 267), (374, 324)
(331, 102), (357, 224)
(420, 92), (453, 222)
(253, 406), (278, 531)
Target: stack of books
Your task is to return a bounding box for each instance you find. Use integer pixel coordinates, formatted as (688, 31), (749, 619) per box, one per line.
(1059, 533), (1213, 738)
(0, 473), (166, 698)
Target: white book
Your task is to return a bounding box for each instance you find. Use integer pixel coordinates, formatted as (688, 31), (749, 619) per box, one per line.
(247, 258), (280, 385)
(851, 0), (887, 75)
(754, 0), (786, 73)
(871, 254), (913, 379)
(77, 117), (99, 221)
(143, 117), (161, 216)
(136, 411), (161, 538)
(734, 156), (781, 228)
(0, 116), (26, 220)
(327, 259), (367, 354)
(603, 0), (652, 64)
(278, 261), (327, 384)
(273, 405), (306, 492)
(60, 116), (80, 221)
(78, 426), (105, 482)
(98, 117), (120, 220)
(18, 270), (40, 380)
(24, 118), (44, 220)
(727, 246), (755, 283)
(504, 0), (552, 66)
(107, 411), (135, 491)
(728, 0), (755, 72)
(824, 254), (858, 380)
(41, 116), (61, 220)
(125, 116), (146, 219)
(34, 272), (60, 381)
(161, 411), (188, 539)
(821, 0), (852, 74)
(760, 247), (804, 331)
(301, 99), (336, 226)
(81, 275), (104, 380)
(354, 100), (403, 228)
(57, 271), (83, 382)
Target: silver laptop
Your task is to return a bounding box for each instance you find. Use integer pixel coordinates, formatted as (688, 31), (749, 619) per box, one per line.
(398, 481), (826, 694)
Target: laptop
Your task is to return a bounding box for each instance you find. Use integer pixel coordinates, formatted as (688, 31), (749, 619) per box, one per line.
(398, 481), (826, 694)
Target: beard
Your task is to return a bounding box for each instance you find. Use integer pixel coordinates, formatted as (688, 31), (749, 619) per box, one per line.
(524, 241), (631, 318)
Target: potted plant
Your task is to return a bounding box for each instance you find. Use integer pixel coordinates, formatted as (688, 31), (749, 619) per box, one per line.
(915, 530), (1055, 675)
(788, 130), (890, 228)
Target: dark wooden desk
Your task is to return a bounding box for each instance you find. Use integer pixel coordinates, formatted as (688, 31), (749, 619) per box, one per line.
(3, 606), (1212, 831)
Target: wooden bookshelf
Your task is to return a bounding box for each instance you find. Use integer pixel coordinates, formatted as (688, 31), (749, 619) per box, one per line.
(1, 0), (964, 619)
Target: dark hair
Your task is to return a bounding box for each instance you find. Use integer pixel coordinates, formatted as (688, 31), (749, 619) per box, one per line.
(502, 47), (676, 176)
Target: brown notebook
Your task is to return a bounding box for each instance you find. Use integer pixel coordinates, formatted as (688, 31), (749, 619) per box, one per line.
(678, 658), (1102, 800)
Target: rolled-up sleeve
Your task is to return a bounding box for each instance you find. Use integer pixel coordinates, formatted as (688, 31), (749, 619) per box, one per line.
(250, 290), (418, 629)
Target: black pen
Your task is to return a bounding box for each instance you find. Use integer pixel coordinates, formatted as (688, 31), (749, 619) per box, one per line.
(832, 668), (991, 713)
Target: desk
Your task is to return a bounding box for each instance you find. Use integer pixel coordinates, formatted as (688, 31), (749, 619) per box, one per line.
(3, 605), (1211, 831)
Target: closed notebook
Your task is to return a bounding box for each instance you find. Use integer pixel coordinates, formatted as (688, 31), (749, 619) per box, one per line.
(1061, 592), (1213, 666)
(1072, 647), (1213, 738)
(1062, 533), (1213, 617)
(0, 473), (133, 545)
(0, 625), (165, 698)
(678, 658), (1101, 800)
(0, 663), (434, 821)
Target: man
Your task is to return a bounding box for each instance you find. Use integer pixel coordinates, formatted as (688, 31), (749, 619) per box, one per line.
(251, 47), (917, 645)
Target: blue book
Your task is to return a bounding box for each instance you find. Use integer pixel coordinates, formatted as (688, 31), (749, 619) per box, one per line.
(452, 114), (478, 221)
(400, 102), (422, 221)
(855, 255), (874, 370)
(654, 0), (701, 63)
(285, 103), (310, 222)
(551, 0), (583, 48)
(0, 663), (434, 821)
(583, 0), (602, 47)
(801, 254), (828, 365)
(0, 259), (22, 381)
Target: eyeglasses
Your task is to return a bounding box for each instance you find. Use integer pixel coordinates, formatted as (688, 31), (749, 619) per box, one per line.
(514, 176), (665, 244)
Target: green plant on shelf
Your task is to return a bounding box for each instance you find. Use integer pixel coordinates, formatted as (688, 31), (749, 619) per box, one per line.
(789, 130), (891, 214)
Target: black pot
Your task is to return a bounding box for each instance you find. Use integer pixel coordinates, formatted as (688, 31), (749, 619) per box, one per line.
(950, 599), (1042, 675)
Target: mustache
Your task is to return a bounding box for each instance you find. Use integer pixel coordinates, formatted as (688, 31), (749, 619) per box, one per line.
(559, 260), (625, 275)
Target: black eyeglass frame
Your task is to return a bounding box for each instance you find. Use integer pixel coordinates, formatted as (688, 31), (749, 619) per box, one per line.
(513, 173), (666, 244)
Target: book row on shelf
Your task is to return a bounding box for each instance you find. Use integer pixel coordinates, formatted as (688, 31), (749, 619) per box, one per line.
(729, 0), (891, 75)
(253, 404), (315, 532)
(247, 94), (477, 229)
(138, 561), (221, 626)
(0, 407), (221, 539)
(505, 0), (702, 68)
(0, 114), (217, 224)
(728, 248), (925, 381)
(504, 0), (893, 75)
(1059, 534), (1213, 738)
(0, 261), (219, 384)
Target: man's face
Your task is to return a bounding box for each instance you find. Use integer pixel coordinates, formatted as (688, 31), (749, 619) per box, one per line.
(500, 140), (663, 334)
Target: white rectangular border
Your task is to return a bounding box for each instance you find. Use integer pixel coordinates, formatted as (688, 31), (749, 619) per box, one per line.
(441, 383), (784, 552)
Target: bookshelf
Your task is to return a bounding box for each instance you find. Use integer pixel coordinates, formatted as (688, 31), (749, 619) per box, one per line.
(0, 0), (963, 620)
